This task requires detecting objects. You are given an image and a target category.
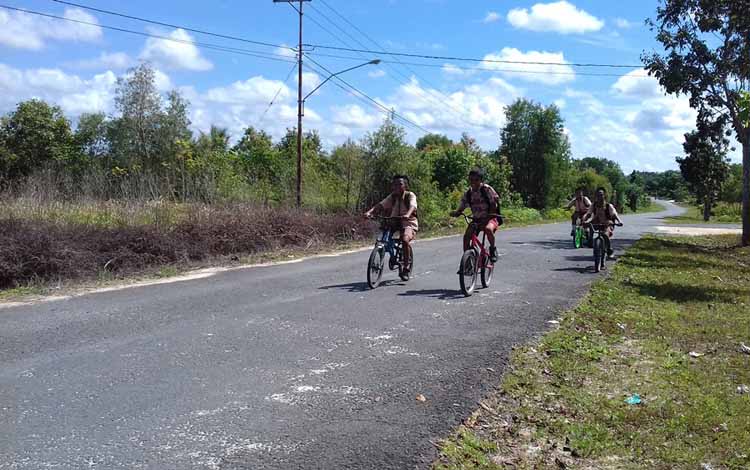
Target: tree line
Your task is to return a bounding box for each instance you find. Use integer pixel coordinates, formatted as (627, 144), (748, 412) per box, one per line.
(0, 63), (679, 229)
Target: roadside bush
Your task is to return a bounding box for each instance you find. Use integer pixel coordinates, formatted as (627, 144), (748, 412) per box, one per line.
(0, 206), (374, 289)
(541, 207), (569, 220)
(504, 207), (543, 224)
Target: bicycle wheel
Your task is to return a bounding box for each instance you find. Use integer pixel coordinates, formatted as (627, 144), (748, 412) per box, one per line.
(367, 246), (385, 289)
(480, 253), (494, 288)
(574, 226), (583, 248)
(459, 249), (478, 296)
(593, 238), (603, 273)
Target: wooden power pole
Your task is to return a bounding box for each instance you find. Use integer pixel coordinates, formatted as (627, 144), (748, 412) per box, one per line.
(274, 0), (310, 208)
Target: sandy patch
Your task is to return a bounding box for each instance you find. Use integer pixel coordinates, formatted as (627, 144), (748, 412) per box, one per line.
(655, 226), (741, 236)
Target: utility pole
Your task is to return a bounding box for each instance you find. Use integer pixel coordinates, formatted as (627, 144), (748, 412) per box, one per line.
(275, 0), (310, 209)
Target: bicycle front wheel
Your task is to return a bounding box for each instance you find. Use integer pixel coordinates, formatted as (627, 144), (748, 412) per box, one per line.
(480, 253), (494, 288)
(367, 246), (385, 289)
(593, 238), (603, 273)
(459, 250), (478, 296)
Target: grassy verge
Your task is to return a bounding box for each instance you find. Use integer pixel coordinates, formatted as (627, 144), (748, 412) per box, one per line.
(666, 203), (741, 224)
(434, 234), (750, 470)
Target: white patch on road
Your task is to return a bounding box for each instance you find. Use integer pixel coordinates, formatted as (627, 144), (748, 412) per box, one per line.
(294, 385), (319, 393)
(655, 226), (741, 236)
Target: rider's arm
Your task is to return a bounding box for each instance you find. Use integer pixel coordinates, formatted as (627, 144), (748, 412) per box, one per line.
(364, 203), (381, 218)
(583, 196), (592, 208)
(582, 205), (594, 223)
(565, 198), (575, 209)
(451, 194), (469, 216)
(610, 204), (623, 225)
(403, 193), (417, 219)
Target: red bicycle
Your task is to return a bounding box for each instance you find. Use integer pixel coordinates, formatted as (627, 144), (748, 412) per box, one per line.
(458, 215), (496, 297)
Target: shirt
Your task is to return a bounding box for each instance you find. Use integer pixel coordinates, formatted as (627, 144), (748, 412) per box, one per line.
(586, 202), (619, 225)
(568, 196), (592, 213)
(458, 183), (500, 220)
(379, 191), (418, 231)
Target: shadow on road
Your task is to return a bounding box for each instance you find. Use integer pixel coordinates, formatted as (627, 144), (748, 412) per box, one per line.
(552, 266), (591, 274)
(509, 239), (575, 250)
(319, 280), (404, 292)
(397, 289), (465, 300)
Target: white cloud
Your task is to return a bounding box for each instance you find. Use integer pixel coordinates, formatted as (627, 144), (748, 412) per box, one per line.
(0, 63), (116, 116)
(140, 28), (213, 71)
(332, 104), (381, 128)
(614, 18), (633, 29)
(276, 45), (297, 59)
(379, 76), (522, 147)
(204, 76), (289, 105)
(507, 1), (604, 34)
(483, 11), (501, 24)
(70, 52), (135, 70)
(611, 69), (662, 98)
(368, 69), (386, 79)
(0, 7), (102, 50)
(482, 48), (575, 85)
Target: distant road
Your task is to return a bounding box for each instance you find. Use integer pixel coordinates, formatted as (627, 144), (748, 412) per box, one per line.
(0, 201), (684, 469)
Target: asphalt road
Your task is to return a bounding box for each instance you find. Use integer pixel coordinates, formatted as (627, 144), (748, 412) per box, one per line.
(1, 201), (685, 470)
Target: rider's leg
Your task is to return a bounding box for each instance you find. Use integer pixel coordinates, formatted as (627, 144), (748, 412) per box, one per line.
(462, 225), (473, 252)
(606, 227), (615, 258)
(401, 228), (415, 272)
(571, 212), (577, 236)
(484, 219), (499, 262)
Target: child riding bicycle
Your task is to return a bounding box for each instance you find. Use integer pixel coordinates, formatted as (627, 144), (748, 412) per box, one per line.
(566, 187), (592, 236)
(364, 175), (418, 280)
(450, 168), (501, 263)
(582, 187), (623, 259)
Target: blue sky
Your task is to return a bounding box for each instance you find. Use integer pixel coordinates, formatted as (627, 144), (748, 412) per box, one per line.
(1, 0), (737, 172)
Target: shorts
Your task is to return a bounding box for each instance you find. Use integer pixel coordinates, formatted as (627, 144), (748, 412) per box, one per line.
(464, 217), (499, 239)
(399, 227), (416, 243)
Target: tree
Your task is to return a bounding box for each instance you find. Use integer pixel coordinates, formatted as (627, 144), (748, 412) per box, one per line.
(430, 145), (473, 191)
(111, 63), (164, 171)
(677, 119), (730, 221)
(0, 99), (76, 181)
(500, 99), (572, 209)
(75, 112), (110, 160)
(415, 133), (451, 151)
(643, 0), (750, 243)
(330, 139), (365, 211)
(719, 163), (743, 204)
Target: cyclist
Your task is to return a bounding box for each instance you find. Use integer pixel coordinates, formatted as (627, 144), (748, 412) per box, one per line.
(450, 168), (500, 263)
(582, 187), (623, 260)
(566, 187), (591, 236)
(364, 175), (418, 280)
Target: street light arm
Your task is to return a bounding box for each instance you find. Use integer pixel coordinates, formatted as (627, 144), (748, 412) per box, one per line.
(303, 59), (380, 101)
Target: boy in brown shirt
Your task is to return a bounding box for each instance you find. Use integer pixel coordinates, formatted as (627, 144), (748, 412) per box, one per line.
(364, 175), (418, 279)
(450, 168), (501, 262)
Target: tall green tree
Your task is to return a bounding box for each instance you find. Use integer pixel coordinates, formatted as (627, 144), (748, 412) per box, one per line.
(677, 119), (730, 221)
(500, 99), (571, 209)
(0, 99), (77, 182)
(111, 63), (164, 172)
(330, 139), (365, 212)
(643, 0), (750, 244)
(415, 133), (451, 151)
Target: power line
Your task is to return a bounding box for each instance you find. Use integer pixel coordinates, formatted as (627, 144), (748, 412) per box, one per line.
(258, 62), (298, 126)
(304, 56), (430, 135)
(0, 4), (296, 64)
(304, 4), (481, 131)
(311, 0), (493, 128)
(50, 0), (290, 50)
(306, 51), (650, 78)
(305, 44), (643, 69)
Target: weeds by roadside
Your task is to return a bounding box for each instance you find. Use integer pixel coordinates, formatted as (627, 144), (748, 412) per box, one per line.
(665, 203), (742, 224)
(434, 234), (750, 470)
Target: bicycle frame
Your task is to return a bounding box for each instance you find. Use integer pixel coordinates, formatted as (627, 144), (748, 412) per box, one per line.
(465, 216), (494, 271)
(375, 227), (400, 259)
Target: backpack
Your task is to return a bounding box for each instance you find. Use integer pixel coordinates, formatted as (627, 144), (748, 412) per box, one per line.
(464, 185), (503, 225)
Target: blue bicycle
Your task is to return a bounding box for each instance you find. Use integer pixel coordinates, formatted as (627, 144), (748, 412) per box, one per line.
(366, 216), (413, 288)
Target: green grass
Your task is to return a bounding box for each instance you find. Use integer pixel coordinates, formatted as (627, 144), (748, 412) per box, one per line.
(665, 203), (742, 224)
(435, 234), (750, 470)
